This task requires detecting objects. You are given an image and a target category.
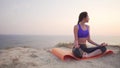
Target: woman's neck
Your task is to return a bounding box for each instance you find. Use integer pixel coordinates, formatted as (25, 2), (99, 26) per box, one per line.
(79, 22), (85, 26)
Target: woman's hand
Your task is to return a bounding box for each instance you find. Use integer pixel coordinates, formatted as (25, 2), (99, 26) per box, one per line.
(100, 42), (108, 46)
(74, 40), (79, 48)
(75, 45), (80, 48)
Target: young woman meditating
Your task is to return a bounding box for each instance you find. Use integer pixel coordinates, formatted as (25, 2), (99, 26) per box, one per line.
(72, 11), (107, 58)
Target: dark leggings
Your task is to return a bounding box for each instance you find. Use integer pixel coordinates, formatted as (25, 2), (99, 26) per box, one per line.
(79, 44), (107, 53)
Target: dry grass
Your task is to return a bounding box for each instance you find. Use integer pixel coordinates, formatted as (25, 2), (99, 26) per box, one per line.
(55, 42), (74, 48)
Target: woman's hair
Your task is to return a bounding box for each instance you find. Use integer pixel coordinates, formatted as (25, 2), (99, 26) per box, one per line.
(77, 11), (88, 24)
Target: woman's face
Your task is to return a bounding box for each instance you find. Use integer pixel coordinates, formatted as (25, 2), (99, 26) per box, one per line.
(84, 16), (89, 23)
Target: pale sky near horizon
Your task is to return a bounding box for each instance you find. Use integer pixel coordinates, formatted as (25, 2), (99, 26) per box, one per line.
(0, 0), (120, 36)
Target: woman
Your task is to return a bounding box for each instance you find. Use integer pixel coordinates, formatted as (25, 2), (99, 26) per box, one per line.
(72, 11), (107, 58)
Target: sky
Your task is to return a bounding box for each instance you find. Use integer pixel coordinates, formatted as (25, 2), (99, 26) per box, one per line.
(0, 0), (120, 36)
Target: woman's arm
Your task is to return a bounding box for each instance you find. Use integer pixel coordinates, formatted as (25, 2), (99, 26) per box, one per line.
(87, 37), (100, 46)
(73, 25), (79, 48)
(87, 25), (108, 46)
(87, 25), (100, 46)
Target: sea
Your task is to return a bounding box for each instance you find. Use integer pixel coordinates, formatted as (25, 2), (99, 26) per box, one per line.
(0, 35), (120, 49)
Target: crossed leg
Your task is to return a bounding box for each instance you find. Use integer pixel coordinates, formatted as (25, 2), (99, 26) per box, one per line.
(81, 45), (107, 57)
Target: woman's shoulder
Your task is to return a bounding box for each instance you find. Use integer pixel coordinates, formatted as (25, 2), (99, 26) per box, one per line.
(74, 24), (79, 29)
(85, 24), (89, 28)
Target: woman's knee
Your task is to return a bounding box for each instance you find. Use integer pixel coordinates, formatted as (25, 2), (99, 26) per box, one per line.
(100, 46), (107, 53)
(72, 47), (83, 58)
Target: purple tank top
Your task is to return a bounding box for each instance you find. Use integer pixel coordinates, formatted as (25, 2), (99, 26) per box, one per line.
(78, 24), (89, 38)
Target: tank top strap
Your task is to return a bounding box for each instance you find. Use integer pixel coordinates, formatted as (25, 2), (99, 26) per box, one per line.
(78, 24), (81, 29)
(85, 25), (89, 29)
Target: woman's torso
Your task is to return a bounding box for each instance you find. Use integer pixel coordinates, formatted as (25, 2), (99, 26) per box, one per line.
(77, 24), (89, 44)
